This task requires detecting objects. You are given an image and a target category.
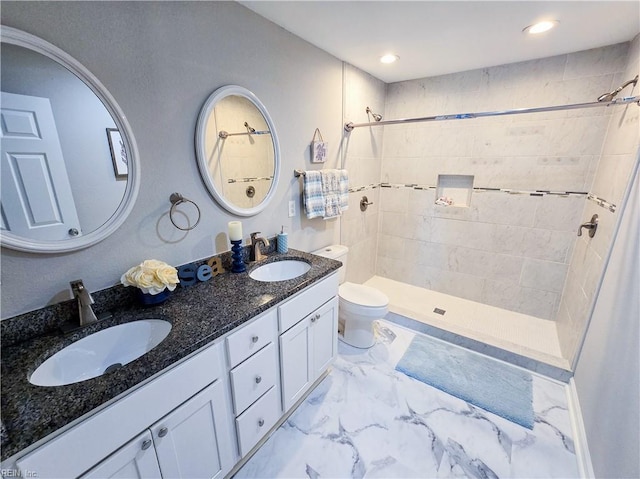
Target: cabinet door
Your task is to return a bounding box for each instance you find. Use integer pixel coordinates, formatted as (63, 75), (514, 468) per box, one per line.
(311, 296), (338, 378)
(152, 380), (236, 479)
(81, 430), (161, 479)
(279, 316), (312, 411)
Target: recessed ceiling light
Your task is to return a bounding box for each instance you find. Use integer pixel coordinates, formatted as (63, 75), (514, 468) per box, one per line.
(380, 54), (399, 64)
(523, 20), (559, 35)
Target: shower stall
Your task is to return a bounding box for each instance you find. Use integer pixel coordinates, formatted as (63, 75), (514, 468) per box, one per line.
(341, 40), (640, 373)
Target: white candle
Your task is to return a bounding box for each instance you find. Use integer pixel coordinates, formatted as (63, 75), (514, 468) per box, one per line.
(228, 221), (243, 241)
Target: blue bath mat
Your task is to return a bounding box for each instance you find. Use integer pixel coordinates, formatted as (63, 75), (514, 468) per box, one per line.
(395, 333), (534, 429)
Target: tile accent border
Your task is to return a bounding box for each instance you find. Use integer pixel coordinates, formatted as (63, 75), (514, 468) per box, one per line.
(586, 193), (616, 213)
(228, 176), (273, 184)
(349, 182), (617, 213)
(347, 183), (380, 193)
(381, 182), (589, 199)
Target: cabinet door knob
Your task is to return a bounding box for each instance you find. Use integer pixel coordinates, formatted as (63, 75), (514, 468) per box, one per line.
(141, 439), (152, 450)
(311, 313), (320, 322)
(255, 375), (262, 384)
(251, 335), (259, 343)
(158, 427), (168, 438)
(258, 418), (265, 427)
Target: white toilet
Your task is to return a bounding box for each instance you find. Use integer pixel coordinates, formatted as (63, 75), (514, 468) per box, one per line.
(313, 245), (389, 348)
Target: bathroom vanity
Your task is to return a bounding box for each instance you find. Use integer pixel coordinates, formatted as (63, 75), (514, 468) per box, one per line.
(0, 250), (340, 478)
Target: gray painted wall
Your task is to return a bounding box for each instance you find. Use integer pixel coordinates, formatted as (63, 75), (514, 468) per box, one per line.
(1, 1), (344, 317)
(574, 161), (639, 478)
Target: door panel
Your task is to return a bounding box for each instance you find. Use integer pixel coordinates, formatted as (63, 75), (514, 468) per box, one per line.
(312, 297), (338, 377)
(279, 318), (312, 411)
(1, 91), (80, 239)
(152, 380), (235, 479)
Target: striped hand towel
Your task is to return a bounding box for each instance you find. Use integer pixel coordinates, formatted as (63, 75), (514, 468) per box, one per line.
(321, 170), (341, 219)
(339, 169), (349, 212)
(303, 171), (325, 219)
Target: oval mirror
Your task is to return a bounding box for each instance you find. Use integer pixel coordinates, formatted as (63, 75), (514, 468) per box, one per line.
(0, 27), (140, 253)
(195, 85), (280, 216)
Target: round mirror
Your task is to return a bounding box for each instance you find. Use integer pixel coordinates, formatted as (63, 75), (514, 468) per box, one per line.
(0, 27), (139, 253)
(195, 85), (280, 216)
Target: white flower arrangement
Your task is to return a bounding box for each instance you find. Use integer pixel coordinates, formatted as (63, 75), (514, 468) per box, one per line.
(121, 259), (180, 295)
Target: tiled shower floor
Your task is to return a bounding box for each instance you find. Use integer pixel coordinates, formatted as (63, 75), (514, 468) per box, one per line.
(234, 321), (579, 478)
(364, 276), (571, 372)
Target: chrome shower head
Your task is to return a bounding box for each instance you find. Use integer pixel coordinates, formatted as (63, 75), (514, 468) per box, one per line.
(597, 75), (638, 102)
(366, 106), (383, 122)
(597, 92), (616, 102)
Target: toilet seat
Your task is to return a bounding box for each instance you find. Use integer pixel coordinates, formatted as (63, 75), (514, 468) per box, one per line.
(339, 282), (389, 307)
(339, 282), (389, 317)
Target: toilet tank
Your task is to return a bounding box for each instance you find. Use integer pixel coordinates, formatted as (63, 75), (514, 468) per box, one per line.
(312, 244), (348, 284)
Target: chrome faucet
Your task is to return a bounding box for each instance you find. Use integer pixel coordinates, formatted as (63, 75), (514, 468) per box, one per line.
(70, 280), (98, 326)
(250, 232), (270, 262)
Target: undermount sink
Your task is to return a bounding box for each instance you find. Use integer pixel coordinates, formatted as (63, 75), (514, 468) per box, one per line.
(249, 259), (311, 282)
(29, 319), (172, 387)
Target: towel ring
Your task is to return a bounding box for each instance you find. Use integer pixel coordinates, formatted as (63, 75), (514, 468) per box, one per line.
(169, 193), (201, 231)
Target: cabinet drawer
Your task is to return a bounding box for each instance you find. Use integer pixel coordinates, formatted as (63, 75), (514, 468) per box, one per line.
(230, 343), (278, 415)
(278, 273), (339, 332)
(235, 387), (280, 457)
(226, 309), (277, 368)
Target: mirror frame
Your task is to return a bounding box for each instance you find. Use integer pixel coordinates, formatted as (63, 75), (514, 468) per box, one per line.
(0, 26), (140, 253)
(195, 85), (280, 217)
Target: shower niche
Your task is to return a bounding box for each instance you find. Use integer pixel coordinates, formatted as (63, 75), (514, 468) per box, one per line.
(435, 175), (474, 207)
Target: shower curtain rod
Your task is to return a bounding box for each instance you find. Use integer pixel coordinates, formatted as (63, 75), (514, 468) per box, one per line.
(344, 95), (640, 131)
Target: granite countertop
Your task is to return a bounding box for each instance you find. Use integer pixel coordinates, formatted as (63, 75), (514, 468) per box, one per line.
(0, 249), (340, 461)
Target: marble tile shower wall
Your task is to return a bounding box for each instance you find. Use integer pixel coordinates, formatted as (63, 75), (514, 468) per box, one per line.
(341, 64), (386, 284)
(377, 42), (631, 321)
(556, 34), (640, 362)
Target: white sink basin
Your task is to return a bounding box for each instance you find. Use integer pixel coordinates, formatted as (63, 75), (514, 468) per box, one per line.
(249, 260), (311, 282)
(30, 319), (172, 387)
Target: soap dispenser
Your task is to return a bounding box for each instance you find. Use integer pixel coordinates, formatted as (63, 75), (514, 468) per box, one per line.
(277, 226), (288, 254)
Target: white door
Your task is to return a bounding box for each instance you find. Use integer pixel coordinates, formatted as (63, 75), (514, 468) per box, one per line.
(1, 91), (81, 239)
(152, 380), (236, 479)
(279, 316), (312, 411)
(311, 297), (339, 378)
(80, 430), (162, 479)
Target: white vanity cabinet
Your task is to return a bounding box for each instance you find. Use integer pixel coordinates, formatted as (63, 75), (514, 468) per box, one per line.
(15, 342), (236, 479)
(226, 309), (282, 457)
(82, 380), (232, 479)
(9, 271), (340, 478)
(279, 274), (339, 411)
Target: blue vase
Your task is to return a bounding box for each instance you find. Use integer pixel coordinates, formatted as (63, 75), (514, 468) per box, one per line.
(138, 289), (170, 306)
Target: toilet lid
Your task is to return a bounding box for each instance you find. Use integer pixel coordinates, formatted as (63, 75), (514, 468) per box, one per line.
(339, 282), (389, 308)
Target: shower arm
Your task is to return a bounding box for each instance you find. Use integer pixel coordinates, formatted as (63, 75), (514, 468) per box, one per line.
(344, 94), (640, 131)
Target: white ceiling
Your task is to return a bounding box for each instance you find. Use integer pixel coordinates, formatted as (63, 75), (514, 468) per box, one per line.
(241, 1), (640, 83)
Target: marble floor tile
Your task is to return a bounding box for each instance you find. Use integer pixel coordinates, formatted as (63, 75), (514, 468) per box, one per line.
(235, 321), (578, 479)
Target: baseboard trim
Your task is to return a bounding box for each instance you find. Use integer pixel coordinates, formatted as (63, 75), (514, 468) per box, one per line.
(567, 378), (595, 478)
